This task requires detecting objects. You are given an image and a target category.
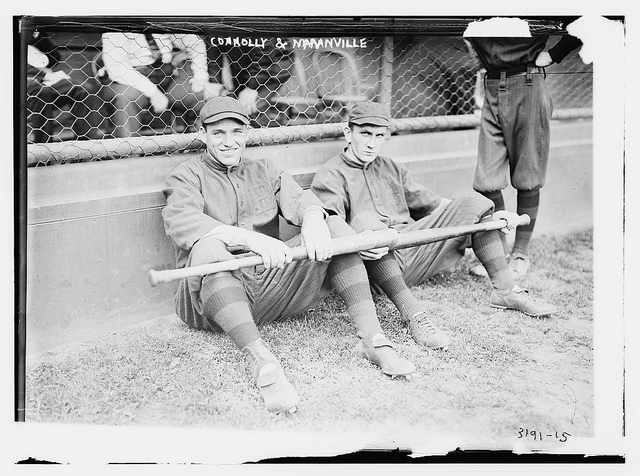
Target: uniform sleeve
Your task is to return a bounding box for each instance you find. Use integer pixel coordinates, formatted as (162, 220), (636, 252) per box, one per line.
(267, 160), (326, 226)
(400, 165), (443, 221)
(309, 167), (350, 220)
(27, 45), (48, 78)
(171, 34), (210, 82)
(548, 35), (583, 64)
(29, 34), (61, 66)
(161, 165), (225, 251)
(152, 34), (174, 63)
(27, 34), (60, 78)
(102, 33), (162, 98)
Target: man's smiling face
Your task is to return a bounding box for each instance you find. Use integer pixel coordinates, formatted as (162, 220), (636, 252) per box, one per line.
(203, 118), (248, 167)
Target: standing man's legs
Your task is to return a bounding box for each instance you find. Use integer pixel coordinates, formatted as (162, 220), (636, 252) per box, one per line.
(473, 71), (553, 279)
(473, 73), (511, 259)
(505, 71), (553, 278)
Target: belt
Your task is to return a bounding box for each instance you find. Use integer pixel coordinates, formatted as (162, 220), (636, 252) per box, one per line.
(485, 66), (544, 79)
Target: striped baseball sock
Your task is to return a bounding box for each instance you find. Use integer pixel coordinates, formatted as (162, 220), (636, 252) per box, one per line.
(200, 273), (261, 350)
(472, 230), (515, 292)
(481, 189), (505, 212)
(364, 253), (422, 321)
(329, 253), (384, 340)
(512, 189), (540, 256)
(480, 190), (508, 255)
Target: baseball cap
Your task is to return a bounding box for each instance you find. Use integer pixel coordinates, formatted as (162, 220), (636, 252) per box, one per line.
(348, 102), (391, 127)
(200, 96), (250, 126)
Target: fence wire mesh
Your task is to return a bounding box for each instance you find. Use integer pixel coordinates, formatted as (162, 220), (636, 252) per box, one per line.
(25, 29), (593, 166)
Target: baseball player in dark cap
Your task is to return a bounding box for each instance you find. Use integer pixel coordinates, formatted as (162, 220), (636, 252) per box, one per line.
(161, 97), (428, 414)
(311, 101), (557, 338)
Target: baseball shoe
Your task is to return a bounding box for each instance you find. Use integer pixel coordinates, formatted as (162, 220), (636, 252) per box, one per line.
(490, 285), (557, 318)
(508, 252), (531, 280)
(406, 311), (451, 350)
(355, 334), (416, 377)
(242, 338), (299, 414)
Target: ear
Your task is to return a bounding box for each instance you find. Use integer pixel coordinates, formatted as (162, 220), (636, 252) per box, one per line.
(343, 125), (352, 144)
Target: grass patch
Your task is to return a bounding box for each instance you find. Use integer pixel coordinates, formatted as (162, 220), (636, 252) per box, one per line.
(26, 228), (594, 448)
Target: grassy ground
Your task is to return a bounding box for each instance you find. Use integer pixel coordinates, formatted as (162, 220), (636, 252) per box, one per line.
(25, 228), (593, 454)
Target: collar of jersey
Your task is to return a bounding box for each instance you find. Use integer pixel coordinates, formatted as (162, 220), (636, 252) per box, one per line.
(340, 150), (375, 170)
(203, 151), (243, 172)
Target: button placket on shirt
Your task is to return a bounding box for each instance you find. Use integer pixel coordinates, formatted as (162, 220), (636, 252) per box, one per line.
(227, 168), (247, 228)
(364, 165), (385, 216)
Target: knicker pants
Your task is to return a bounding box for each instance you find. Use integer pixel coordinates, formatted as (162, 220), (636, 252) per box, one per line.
(350, 191), (493, 290)
(174, 216), (357, 332)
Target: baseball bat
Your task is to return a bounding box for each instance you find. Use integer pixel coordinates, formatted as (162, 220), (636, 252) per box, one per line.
(148, 214), (529, 286)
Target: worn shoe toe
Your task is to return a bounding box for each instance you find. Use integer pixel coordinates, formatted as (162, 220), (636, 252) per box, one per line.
(490, 285), (556, 317)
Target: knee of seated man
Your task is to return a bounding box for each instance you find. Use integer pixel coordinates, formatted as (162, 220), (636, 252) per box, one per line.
(349, 211), (388, 233)
(190, 235), (234, 266)
(450, 191), (494, 217)
(326, 214), (357, 238)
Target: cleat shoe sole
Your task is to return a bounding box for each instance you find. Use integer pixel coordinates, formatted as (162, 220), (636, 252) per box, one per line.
(428, 343), (450, 351)
(490, 285), (557, 318)
(490, 302), (553, 318)
(390, 373), (414, 381)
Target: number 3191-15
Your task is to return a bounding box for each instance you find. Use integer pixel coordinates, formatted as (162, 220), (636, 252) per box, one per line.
(517, 428), (571, 442)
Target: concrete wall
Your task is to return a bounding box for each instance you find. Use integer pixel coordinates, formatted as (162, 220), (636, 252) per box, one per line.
(26, 119), (593, 352)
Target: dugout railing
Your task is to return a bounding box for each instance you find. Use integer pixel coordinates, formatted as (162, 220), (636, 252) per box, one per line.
(22, 17), (593, 166)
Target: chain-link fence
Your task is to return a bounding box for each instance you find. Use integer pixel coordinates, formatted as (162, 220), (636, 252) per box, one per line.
(24, 26), (593, 167)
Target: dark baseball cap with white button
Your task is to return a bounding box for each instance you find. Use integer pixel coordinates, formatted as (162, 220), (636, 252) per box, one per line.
(200, 96), (250, 126)
(347, 101), (392, 127)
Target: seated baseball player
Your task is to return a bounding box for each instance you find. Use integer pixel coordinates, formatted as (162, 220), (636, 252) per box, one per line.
(162, 97), (427, 414)
(310, 101), (557, 334)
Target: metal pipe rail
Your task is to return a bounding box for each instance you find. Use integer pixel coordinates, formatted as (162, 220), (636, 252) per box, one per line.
(26, 108), (592, 166)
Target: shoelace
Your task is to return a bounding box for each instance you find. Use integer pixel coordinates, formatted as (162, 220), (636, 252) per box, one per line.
(412, 312), (437, 337)
(509, 286), (541, 306)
